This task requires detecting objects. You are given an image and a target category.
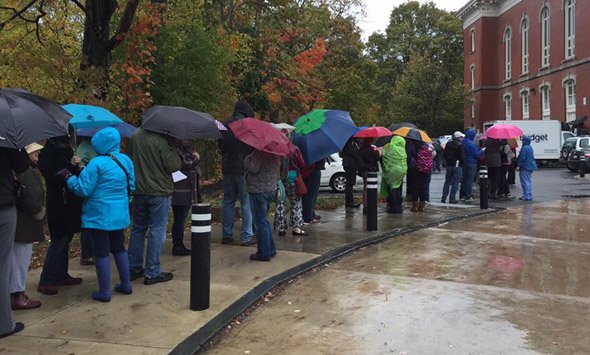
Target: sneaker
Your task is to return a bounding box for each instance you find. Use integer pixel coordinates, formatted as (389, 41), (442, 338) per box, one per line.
(80, 256), (95, 266)
(464, 197), (476, 202)
(0, 322), (24, 339)
(172, 246), (191, 256)
(241, 239), (256, 246)
(129, 269), (145, 281)
(440, 199), (446, 203)
(449, 200), (459, 204)
(221, 237), (233, 245)
(144, 272), (174, 285)
(249, 253), (271, 262)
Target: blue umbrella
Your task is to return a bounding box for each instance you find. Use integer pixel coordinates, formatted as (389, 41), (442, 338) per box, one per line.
(64, 104), (124, 129)
(292, 110), (358, 165)
(77, 122), (137, 138)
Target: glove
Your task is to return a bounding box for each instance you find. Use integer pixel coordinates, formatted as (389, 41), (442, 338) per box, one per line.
(56, 168), (73, 181)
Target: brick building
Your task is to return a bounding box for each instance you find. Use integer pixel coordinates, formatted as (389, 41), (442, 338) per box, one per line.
(458, 0), (590, 130)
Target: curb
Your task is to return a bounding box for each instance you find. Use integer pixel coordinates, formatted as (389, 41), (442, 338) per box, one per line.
(170, 208), (500, 354)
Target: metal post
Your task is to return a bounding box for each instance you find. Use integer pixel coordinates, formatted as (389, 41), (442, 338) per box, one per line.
(366, 171), (378, 231)
(190, 203), (211, 311)
(580, 156), (586, 178)
(479, 165), (489, 209)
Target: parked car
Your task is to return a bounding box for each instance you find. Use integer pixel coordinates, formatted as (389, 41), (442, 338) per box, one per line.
(562, 136), (590, 172)
(437, 135), (452, 148)
(320, 153), (364, 192)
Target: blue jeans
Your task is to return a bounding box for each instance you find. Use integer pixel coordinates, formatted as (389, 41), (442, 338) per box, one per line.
(442, 166), (462, 202)
(250, 192), (276, 259)
(171, 205), (190, 248)
(222, 175), (253, 242)
(520, 170), (533, 200)
(128, 195), (171, 278)
(302, 169), (321, 222)
(81, 230), (95, 258)
(460, 164), (477, 199)
(39, 232), (74, 285)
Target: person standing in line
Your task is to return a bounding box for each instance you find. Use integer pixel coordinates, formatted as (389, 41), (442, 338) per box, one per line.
(302, 159), (325, 224)
(340, 137), (362, 208)
(499, 140), (514, 199)
(0, 147), (30, 338)
(460, 129), (484, 201)
(484, 137), (503, 199)
(407, 141), (433, 212)
(61, 128), (135, 301)
(359, 138), (380, 214)
(245, 150), (281, 261)
(432, 139), (443, 173)
(380, 136), (407, 214)
(170, 141), (202, 256)
(127, 128), (186, 285)
(76, 137), (96, 266)
(10, 143), (45, 310)
(517, 136), (537, 201)
(441, 131), (465, 204)
(219, 101), (255, 246)
(37, 137), (83, 296)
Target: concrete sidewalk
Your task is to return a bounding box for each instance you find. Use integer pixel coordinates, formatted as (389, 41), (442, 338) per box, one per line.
(0, 204), (489, 354)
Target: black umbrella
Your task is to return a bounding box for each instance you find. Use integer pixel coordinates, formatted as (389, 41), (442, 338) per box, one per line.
(141, 105), (222, 140)
(0, 88), (71, 149)
(376, 122), (418, 147)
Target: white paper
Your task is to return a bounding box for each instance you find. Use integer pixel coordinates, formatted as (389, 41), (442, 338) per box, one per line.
(172, 171), (187, 183)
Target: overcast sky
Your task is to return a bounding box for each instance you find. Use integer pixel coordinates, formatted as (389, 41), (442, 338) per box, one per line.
(358, 0), (465, 41)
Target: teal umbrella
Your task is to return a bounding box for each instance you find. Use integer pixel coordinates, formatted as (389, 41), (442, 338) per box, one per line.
(64, 104), (124, 129)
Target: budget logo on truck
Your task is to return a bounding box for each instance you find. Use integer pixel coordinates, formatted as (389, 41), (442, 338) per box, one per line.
(521, 134), (548, 143)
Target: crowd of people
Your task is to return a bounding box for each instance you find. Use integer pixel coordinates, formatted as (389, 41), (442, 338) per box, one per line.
(0, 99), (538, 338)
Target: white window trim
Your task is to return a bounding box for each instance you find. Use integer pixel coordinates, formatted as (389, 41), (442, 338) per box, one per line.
(470, 28), (475, 53)
(503, 93), (512, 121)
(565, 0), (575, 59)
(470, 64), (475, 90)
(521, 17), (529, 74)
(539, 82), (551, 120)
(563, 79), (576, 120)
(504, 27), (512, 81)
(520, 88), (530, 120)
(540, 6), (551, 68)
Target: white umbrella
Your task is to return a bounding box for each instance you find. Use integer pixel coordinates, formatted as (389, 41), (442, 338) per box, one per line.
(271, 122), (295, 131)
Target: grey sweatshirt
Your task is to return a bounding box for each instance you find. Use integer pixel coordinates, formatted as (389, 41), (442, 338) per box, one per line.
(245, 151), (281, 193)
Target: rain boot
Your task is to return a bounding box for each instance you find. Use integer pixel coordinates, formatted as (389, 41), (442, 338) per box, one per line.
(113, 252), (132, 295)
(411, 201), (419, 212)
(92, 257), (111, 302)
(418, 201), (427, 212)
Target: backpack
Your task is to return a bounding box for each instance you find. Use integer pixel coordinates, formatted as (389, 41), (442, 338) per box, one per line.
(416, 145), (433, 173)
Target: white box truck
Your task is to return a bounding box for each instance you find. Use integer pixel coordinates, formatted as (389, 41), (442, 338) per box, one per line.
(483, 120), (574, 164)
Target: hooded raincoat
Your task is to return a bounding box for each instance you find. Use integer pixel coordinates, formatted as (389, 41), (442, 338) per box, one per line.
(380, 136), (408, 197)
(517, 136), (538, 171)
(67, 127), (136, 231)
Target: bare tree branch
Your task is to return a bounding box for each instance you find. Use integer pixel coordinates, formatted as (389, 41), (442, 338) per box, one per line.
(69, 0), (86, 12)
(106, 0), (140, 51)
(0, 0), (41, 29)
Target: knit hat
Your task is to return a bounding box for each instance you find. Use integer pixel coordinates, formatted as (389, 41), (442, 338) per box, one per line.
(25, 142), (44, 154)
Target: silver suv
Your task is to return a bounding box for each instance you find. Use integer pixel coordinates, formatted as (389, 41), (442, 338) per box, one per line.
(562, 136), (590, 172)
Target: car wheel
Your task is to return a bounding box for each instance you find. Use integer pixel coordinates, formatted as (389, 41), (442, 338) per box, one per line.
(330, 173), (347, 193)
(561, 148), (571, 160)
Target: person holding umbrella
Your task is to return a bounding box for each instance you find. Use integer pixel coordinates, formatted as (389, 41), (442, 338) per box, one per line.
(340, 137), (362, 208)
(75, 137), (97, 266)
(517, 136), (537, 201)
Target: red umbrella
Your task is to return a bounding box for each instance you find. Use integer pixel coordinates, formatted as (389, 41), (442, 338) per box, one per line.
(482, 124), (524, 139)
(228, 118), (295, 156)
(354, 126), (392, 139)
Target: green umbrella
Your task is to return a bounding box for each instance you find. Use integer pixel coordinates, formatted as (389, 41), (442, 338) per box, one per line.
(294, 109), (328, 134)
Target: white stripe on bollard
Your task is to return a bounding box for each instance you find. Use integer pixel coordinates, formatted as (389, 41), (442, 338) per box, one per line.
(191, 214), (212, 221)
(191, 226), (212, 233)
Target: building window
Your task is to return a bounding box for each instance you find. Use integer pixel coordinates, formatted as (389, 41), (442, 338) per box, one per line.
(565, 79), (576, 121)
(541, 6), (550, 67)
(565, 0), (575, 58)
(521, 18), (529, 74)
(504, 94), (512, 120)
(471, 100), (475, 119)
(504, 28), (512, 80)
(470, 28), (475, 53)
(540, 85), (551, 120)
(470, 64), (475, 90)
(521, 91), (530, 120)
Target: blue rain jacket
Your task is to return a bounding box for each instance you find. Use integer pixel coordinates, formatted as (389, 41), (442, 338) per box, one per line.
(517, 136), (538, 171)
(67, 127), (135, 231)
(462, 128), (484, 165)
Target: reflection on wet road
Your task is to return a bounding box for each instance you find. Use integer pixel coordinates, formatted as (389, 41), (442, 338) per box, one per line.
(207, 199), (590, 354)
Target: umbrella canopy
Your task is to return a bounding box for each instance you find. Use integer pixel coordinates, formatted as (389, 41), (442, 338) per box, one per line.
(354, 126), (392, 139)
(64, 104), (124, 129)
(392, 127), (432, 143)
(376, 122), (418, 147)
(292, 109), (358, 164)
(271, 122), (295, 132)
(77, 122), (137, 138)
(141, 105), (222, 140)
(482, 124), (523, 140)
(0, 88), (72, 149)
(229, 118), (294, 156)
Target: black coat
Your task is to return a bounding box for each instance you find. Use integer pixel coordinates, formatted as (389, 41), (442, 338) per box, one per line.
(340, 138), (361, 171)
(172, 164), (201, 207)
(484, 138), (503, 168)
(443, 140), (465, 167)
(219, 114), (253, 176)
(37, 142), (82, 236)
(360, 142), (380, 172)
(15, 167), (45, 243)
(0, 148), (29, 208)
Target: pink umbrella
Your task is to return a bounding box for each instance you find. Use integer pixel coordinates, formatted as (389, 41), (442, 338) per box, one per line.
(482, 124), (523, 139)
(354, 126), (392, 139)
(228, 118), (295, 156)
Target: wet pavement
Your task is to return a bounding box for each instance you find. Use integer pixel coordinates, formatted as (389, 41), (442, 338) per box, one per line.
(207, 199), (590, 354)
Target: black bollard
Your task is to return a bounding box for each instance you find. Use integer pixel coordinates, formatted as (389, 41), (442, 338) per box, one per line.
(580, 156), (586, 178)
(479, 165), (489, 209)
(190, 203), (211, 311)
(366, 171), (378, 231)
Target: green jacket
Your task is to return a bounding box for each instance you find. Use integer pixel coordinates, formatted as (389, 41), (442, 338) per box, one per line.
(127, 128), (182, 196)
(76, 139), (98, 167)
(380, 136), (408, 197)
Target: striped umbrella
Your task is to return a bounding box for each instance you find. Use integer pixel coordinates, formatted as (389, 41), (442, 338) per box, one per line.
(391, 127), (432, 143)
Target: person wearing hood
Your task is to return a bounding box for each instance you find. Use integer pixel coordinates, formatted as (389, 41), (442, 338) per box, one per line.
(380, 136), (408, 214)
(10, 143), (45, 311)
(219, 100), (255, 246)
(517, 136), (537, 201)
(58, 127), (135, 302)
(460, 128), (484, 201)
(37, 136), (83, 296)
(484, 137), (503, 199)
(441, 131), (465, 204)
(75, 138), (98, 266)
